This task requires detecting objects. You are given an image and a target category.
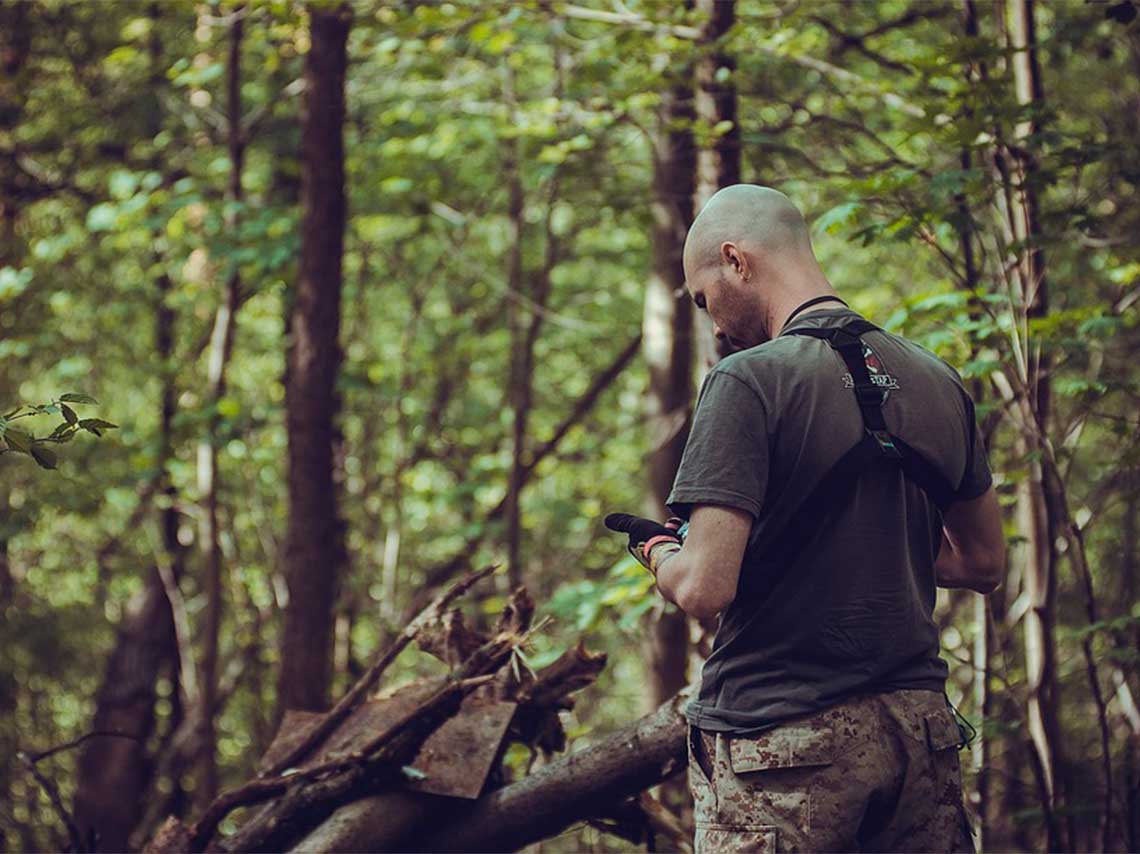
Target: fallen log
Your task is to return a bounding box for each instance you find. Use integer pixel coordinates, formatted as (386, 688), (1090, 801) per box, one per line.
(145, 569), (680, 854)
(290, 685), (692, 852)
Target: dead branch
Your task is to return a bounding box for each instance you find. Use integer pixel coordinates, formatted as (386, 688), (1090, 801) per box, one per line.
(18, 751), (84, 852)
(346, 685), (693, 852)
(260, 564), (496, 778)
(194, 596), (537, 851)
(215, 645), (516, 852)
(18, 730), (146, 853)
(26, 730), (142, 764)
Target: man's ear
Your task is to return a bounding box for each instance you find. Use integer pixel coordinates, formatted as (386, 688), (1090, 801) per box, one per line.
(721, 242), (749, 280)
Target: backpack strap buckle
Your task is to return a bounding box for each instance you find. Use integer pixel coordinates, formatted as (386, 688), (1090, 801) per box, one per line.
(868, 428), (902, 458)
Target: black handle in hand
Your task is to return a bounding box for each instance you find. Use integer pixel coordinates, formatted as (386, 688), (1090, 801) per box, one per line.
(604, 513), (677, 545)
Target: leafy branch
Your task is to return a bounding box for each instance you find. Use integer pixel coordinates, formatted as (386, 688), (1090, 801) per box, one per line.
(0, 393), (118, 469)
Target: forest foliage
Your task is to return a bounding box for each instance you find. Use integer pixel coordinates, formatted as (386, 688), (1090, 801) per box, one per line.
(2, 0), (1140, 851)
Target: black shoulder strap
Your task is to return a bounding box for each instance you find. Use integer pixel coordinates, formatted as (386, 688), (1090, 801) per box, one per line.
(743, 319), (958, 578)
(786, 319), (899, 457)
(783, 318), (958, 512)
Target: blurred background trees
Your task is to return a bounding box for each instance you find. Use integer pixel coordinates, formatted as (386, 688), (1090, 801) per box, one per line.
(2, 0), (1139, 850)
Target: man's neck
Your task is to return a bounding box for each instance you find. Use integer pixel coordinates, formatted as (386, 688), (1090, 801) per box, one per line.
(768, 293), (846, 337)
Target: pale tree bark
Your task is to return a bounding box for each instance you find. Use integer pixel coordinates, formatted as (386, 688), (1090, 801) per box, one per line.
(1005, 4), (1123, 829)
(277, 2), (351, 714)
(995, 2), (1071, 848)
(195, 6), (245, 809)
(952, 4), (995, 845)
(643, 57), (696, 711)
(995, 0), (1118, 848)
(693, 0), (740, 375)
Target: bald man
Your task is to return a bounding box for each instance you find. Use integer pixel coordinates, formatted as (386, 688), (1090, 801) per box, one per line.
(606, 185), (1004, 852)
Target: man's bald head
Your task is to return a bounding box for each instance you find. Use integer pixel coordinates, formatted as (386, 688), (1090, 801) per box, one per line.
(683, 185), (816, 274)
(681, 185), (838, 348)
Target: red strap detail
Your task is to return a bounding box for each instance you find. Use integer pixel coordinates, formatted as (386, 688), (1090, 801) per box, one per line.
(642, 534), (682, 560)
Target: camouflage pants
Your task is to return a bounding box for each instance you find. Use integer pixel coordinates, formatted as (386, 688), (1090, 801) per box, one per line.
(688, 689), (974, 853)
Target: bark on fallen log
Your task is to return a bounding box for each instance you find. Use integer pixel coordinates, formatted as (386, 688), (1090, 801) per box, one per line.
(291, 686), (692, 853)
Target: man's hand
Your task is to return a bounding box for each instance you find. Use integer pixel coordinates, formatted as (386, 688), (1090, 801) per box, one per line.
(936, 486), (1005, 593)
(604, 513), (684, 572)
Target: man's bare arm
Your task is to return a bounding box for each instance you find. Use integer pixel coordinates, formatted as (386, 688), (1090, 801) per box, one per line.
(935, 485), (1005, 593)
(654, 504), (752, 619)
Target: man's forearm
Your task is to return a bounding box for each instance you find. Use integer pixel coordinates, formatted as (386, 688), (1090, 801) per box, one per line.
(934, 531), (969, 588)
(652, 544), (725, 619)
(649, 541), (683, 605)
(935, 529), (1001, 593)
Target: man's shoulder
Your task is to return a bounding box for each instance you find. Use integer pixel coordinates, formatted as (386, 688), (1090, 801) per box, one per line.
(708, 335), (832, 394)
(716, 335), (820, 374)
(869, 327), (968, 387)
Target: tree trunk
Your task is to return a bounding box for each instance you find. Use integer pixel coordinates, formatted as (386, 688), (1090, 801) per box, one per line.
(73, 573), (180, 851)
(502, 59), (528, 592)
(1000, 1), (1071, 848)
(643, 58), (696, 712)
(195, 7), (245, 809)
(693, 0), (740, 374)
(75, 7), (190, 842)
(0, 7), (28, 831)
(73, 268), (186, 852)
(277, 2), (351, 714)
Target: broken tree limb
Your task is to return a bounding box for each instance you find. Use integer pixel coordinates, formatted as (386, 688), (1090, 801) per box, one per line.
(261, 564), (496, 778)
(211, 595), (539, 852)
(209, 634), (516, 853)
(150, 566), (498, 853)
(215, 677), (492, 852)
(291, 685), (693, 853)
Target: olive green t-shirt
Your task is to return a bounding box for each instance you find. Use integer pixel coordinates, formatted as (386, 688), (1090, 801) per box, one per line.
(667, 307), (992, 734)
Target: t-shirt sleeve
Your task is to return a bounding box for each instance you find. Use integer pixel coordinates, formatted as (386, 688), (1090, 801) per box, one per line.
(954, 392), (993, 501)
(666, 368), (768, 520)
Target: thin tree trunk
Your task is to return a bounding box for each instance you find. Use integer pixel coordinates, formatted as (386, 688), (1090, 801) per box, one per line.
(195, 6), (245, 809)
(996, 0), (1069, 847)
(0, 9), (28, 829)
(74, 7), (189, 845)
(502, 58), (528, 592)
(277, 2), (351, 714)
(1003, 2), (1114, 845)
(972, 596), (992, 848)
(502, 53), (564, 594)
(73, 268), (186, 851)
(643, 53), (696, 711)
(954, 7), (994, 842)
(693, 0), (740, 374)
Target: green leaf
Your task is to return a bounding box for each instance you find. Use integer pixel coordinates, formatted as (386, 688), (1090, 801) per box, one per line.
(4, 428), (31, 453)
(60, 393), (98, 405)
(814, 202), (863, 235)
(79, 419), (118, 436)
(61, 404), (78, 425)
(30, 446), (57, 470)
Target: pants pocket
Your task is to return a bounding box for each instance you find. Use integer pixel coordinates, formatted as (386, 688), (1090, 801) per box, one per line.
(695, 823), (778, 854)
(688, 726), (718, 820)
